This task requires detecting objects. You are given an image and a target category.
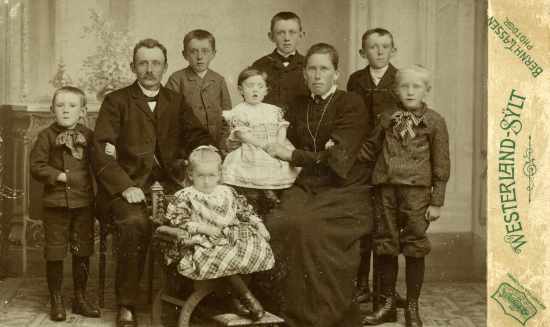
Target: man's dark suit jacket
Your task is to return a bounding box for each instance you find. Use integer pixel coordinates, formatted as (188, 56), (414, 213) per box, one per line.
(92, 81), (211, 209)
(346, 64), (399, 130)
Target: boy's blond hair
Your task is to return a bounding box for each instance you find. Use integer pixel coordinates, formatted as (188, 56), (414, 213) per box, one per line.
(395, 65), (432, 89)
(51, 86), (87, 109)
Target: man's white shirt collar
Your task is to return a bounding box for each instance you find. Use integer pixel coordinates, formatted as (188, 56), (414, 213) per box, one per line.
(137, 82), (159, 111)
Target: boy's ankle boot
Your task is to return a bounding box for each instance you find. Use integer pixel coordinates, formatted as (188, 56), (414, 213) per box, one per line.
(50, 293), (67, 321)
(405, 300), (423, 327)
(362, 294), (397, 325)
(395, 290), (407, 308)
(72, 256), (100, 317)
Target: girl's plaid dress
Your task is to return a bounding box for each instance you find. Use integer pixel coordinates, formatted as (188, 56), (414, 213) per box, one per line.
(162, 184), (275, 280)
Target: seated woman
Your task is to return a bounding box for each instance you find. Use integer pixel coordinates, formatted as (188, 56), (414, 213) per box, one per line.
(263, 43), (374, 327)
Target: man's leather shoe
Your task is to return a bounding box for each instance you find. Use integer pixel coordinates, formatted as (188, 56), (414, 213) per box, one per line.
(117, 306), (137, 327)
(50, 293), (66, 321)
(363, 295), (397, 325)
(72, 291), (100, 317)
(405, 300), (423, 327)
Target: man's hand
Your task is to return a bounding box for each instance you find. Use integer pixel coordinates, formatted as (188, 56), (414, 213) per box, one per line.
(425, 205), (441, 222)
(56, 172), (67, 183)
(122, 186), (146, 203)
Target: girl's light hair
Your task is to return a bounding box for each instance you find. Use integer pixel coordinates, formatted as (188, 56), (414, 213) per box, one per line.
(395, 65), (432, 89)
(187, 146), (222, 173)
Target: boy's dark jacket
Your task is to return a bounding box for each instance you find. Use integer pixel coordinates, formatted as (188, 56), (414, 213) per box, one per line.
(347, 63), (399, 130)
(30, 123), (94, 208)
(360, 104), (450, 206)
(252, 49), (308, 111)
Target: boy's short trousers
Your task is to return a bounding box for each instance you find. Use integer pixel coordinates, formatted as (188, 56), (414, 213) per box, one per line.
(373, 184), (431, 258)
(43, 206), (95, 261)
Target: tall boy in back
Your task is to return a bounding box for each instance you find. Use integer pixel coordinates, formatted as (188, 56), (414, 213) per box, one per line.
(167, 29), (232, 148)
(252, 11), (308, 112)
(360, 65), (450, 327)
(347, 27), (401, 305)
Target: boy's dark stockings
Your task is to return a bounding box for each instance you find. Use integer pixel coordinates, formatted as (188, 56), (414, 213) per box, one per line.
(226, 275), (264, 320)
(405, 256), (425, 327)
(46, 260), (66, 321)
(72, 255), (101, 317)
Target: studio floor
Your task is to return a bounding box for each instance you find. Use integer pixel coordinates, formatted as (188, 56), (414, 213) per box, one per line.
(0, 275), (486, 326)
(0, 239), (486, 327)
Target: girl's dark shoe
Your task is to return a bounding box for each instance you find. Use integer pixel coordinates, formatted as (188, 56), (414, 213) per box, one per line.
(362, 295), (397, 325)
(405, 300), (423, 327)
(230, 297), (251, 316)
(241, 292), (265, 321)
(50, 293), (67, 321)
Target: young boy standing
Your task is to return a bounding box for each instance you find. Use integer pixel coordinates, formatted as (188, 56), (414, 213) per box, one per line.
(166, 29), (232, 148)
(30, 86), (100, 322)
(347, 28), (398, 129)
(347, 27), (401, 306)
(360, 65), (450, 327)
(252, 11), (308, 112)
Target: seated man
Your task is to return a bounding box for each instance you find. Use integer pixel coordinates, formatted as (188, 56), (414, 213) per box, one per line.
(92, 38), (212, 327)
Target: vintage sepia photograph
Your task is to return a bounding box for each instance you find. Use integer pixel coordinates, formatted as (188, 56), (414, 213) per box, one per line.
(1, 1), (487, 326)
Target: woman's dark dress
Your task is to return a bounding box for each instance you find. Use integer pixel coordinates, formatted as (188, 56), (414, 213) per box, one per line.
(265, 90), (374, 327)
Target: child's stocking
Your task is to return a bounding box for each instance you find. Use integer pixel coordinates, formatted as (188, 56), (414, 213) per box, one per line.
(72, 255), (100, 317)
(405, 256), (425, 327)
(227, 275), (264, 320)
(46, 260), (66, 321)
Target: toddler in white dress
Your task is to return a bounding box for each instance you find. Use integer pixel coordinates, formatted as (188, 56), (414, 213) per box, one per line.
(222, 67), (300, 209)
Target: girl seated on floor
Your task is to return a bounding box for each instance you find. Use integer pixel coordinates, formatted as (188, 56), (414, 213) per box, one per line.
(160, 145), (274, 320)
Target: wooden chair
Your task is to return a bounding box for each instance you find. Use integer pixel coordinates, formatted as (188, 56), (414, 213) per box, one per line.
(148, 182), (284, 327)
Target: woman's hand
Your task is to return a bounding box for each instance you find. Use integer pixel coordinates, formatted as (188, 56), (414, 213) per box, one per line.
(264, 143), (293, 161)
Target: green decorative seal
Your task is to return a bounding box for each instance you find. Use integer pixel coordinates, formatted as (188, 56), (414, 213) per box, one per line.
(492, 282), (537, 325)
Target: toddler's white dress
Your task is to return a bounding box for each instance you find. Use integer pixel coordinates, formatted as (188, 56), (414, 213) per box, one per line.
(222, 102), (300, 189)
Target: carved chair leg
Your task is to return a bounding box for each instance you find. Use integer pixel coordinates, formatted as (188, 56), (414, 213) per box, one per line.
(177, 283), (216, 327)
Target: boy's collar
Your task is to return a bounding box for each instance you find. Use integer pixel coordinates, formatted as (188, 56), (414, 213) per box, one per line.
(398, 102), (427, 117)
(196, 69), (208, 79)
(52, 122), (81, 132)
(369, 65), (389, 75)
(276, 49), (296, 58)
